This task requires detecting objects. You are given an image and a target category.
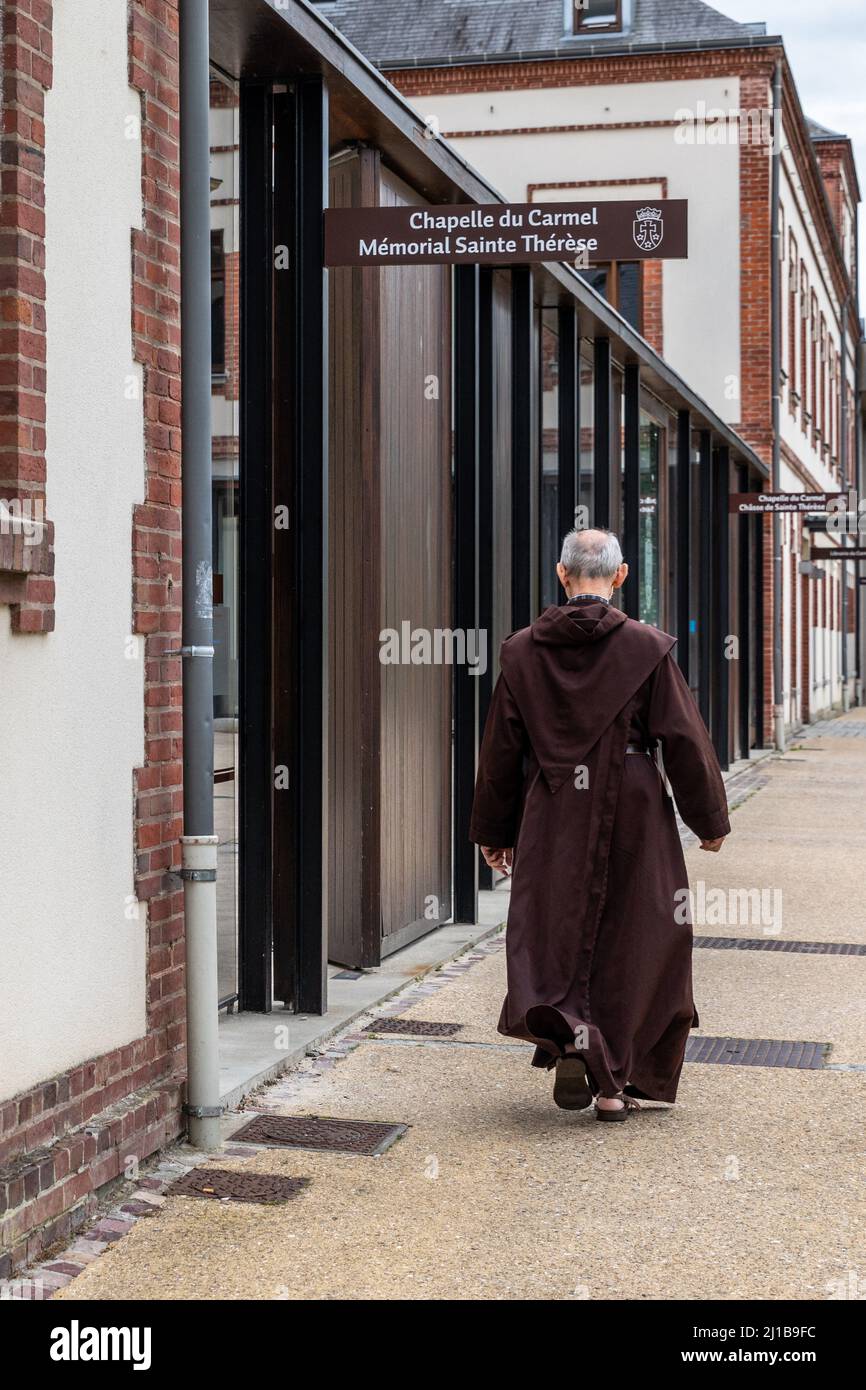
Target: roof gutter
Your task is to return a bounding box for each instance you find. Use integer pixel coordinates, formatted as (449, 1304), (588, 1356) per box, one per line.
(378, 33), (784, 72)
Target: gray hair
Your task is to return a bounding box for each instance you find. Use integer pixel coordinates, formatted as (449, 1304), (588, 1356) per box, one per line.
(559, 527), (623, 580)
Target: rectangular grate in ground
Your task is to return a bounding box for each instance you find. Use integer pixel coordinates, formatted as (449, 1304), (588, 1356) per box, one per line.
(694, 936), (866, 956)
(685, 1036), (828, 1068)
(165, 1168), (311, 1204)
(231, 1113), (408, 1156)
(363, 1018), (464, 1037)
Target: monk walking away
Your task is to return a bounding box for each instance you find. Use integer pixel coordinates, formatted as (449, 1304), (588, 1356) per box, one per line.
(470, 528), (729, 1121)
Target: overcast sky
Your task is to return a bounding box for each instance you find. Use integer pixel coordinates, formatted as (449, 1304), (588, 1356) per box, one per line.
(718, 0), (865, 310)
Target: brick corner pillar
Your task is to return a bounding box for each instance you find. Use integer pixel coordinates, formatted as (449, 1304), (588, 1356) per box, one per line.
(128, 0), (186, 1073)
(0, 0), (56, 633)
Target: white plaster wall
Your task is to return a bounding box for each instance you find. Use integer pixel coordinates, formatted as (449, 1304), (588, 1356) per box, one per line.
(0, 0), (146, 1099)
(418, 77), (741, 417)
(778, 119), (854, 490)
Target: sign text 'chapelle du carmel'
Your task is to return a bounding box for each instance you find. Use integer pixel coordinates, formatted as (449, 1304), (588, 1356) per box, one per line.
(324, 199), (688, 268)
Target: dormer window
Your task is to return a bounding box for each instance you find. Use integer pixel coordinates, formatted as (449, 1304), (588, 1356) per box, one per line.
(574, 0), (622, 32)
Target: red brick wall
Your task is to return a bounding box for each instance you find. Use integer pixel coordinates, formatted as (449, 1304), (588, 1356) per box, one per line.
(389, 48), (777, 96)
(0, 0), (186, 1278)
(129, 0), (185, 1103)
(736, 68), (773, 469)
(762, 512), (774, 743)
(0, 0), (55, 631)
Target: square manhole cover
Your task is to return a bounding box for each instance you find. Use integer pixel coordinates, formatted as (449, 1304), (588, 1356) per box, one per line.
(685, 1036), (828, 1068)
(231, 1114), (408, 1156)
(363, 1018), (463, 1037)
(165, 1168), (311, 1204)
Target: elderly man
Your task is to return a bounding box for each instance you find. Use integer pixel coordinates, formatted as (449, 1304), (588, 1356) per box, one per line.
(469, 528), (729, 1120)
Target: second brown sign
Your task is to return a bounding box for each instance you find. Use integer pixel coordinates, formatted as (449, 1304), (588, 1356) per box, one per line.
(324, 199), (688, 268)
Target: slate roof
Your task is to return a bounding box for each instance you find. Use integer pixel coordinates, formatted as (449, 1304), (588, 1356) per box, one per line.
(806, 116), (845, 142)
(313, 0), (769, 68)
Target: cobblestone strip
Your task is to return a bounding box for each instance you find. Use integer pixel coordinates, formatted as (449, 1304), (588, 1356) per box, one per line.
(242, 934), (507, 1113)
(0, 1140), (271, 1300)
(0, 934), (505, 1300)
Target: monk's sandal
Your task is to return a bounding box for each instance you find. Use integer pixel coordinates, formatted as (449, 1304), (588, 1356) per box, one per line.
(553, 1054), (593, 1110)
(595, 1093), (642, 1123)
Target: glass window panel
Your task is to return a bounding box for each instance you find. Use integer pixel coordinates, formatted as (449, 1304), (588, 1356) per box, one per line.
(540, 311), (560, 608)
(576, 0), (621, 28)
(579, 347), (594, 527)
(617, 262), (641, 332)
(579, 265), (608, 301)
(689, 435), (702, 695)
(638, 411), (661, 627)
(666, 420), (677, 638)
(209, 69), (240, 1005)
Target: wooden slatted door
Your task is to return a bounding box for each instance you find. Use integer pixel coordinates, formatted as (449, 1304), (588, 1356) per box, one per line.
(327, 151), (452, 968)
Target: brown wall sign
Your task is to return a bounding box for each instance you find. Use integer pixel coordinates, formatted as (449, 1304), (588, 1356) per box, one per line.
(730, 492), (848, 514)
(323, 199), (688, 268)
(810, 547), (866, 561)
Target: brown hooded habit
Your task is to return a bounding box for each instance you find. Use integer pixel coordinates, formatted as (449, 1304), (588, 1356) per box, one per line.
(469, 602), (730, 1103)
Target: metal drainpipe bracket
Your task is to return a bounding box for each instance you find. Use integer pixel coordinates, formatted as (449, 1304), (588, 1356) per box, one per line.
(180, 834), (219, 880)
(158, 646), (215, 659)
(182, 1103), (226, 1119)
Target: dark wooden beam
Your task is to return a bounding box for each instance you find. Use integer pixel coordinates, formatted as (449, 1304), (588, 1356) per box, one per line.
(291, 76), (329, 1013)
(477, 268), (494, 891)
(238, 81), (273, 1013)
(712, 443), (731, 771)
(697, 429), (713, 731)
(511, 267), (534, 630)
(622, 361), (640, 619)
(453, 264), (480, 925)
(593, 337), (612, 527)
(557, 301), (579, 586)
(676, 409), (692, 679)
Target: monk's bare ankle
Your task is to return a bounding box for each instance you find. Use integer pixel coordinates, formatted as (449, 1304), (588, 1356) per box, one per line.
(596, 1094), (625, 1111)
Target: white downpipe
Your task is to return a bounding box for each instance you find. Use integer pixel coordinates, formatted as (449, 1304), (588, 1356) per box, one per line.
(181, 834), (221, 1150)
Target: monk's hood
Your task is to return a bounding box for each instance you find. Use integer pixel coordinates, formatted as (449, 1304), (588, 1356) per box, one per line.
(498, 602), (675, 792)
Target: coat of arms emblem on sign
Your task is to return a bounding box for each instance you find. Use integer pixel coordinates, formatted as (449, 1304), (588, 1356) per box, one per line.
(633, 206), (664, 252)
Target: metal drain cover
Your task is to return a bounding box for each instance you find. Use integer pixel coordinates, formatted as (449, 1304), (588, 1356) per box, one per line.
(165, 1168), (311, 1204)
(695, 936), (866, 956)
(686, 1036), (828, 1068)
(363, 1017), (464, 1037)
(231, 1114), (408, 1155)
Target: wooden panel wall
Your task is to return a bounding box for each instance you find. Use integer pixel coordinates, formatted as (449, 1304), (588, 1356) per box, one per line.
(326, 149), (379, 967)
(377, 167), (452, 953)
(491, 270), (513, 676)
(326, 151), (452, 965)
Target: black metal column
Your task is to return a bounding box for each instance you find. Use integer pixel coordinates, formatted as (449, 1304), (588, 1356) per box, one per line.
(453, 264), (481, 925)
(676, 410), (691, 679)
(622, 361), (640, 618)
(291, 77), (329, 1013)
(557, 302), (579, 574)
(754, 505), (765, 745)
(712, 444), (731, 770)
(737, 461), (752, 757)
(593, 337), (612, 527)
(697, 429), (713, 730)
(511, 268), (534, 629)
(238, 82), (273, 1012)
(477, 269), (494, 891)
